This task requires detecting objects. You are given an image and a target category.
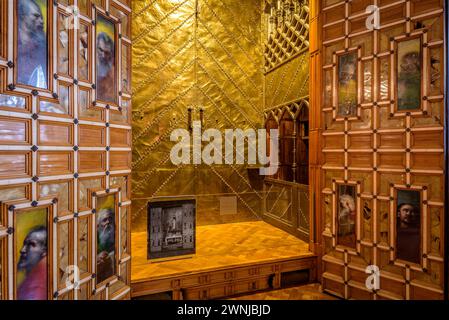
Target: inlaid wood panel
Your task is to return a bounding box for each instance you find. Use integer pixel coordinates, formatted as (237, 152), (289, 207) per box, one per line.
(78, 125), (106, 147)
(78, 151), (106, 173)
(38, 151), (73, 176)
(0, 117), (31, 145)
(0, 183), (30, 204)
(110, 128), (130, 147)
(317, 0), (445, 300)
(0, 0), (131, 300)
(109, 152), (131, 171)
(38, 121), (73, 146)
(0, 151), (31, 179)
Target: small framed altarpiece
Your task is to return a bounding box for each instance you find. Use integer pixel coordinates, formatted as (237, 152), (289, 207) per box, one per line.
(147, 198), (196, 262)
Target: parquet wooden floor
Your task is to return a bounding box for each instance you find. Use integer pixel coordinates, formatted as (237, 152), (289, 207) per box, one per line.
(132, 221), (313, 282)
(230, 284), (337, 300)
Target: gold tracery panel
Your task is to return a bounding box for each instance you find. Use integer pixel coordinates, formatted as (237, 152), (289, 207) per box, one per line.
(319, 0), (445, 300)
(0, 0), (132, 300)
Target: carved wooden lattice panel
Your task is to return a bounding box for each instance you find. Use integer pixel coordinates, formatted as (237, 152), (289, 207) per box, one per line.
(319, 0), (445, 300)
(263, 0), (310, 71)
(0, 0), (131, 300)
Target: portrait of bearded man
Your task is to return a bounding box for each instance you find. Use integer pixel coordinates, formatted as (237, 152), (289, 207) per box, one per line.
(17, 226), (48, 300)
(96, 31), (116, 103)
(396, 202), (420, 263)
(17, 0), (48, 89)
(96, 207), (116, 283)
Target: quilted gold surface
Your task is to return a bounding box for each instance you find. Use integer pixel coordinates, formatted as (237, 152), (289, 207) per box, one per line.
(131, 0), (266, 231)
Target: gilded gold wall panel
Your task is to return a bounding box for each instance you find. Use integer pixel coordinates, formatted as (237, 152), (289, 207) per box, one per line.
(265, 52), (310, 109)
(132, 0), (264, 232)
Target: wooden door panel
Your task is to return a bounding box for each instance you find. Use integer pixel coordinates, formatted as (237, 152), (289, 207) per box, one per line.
(318, 0), (445, 300)
(0, 0), (132, 300)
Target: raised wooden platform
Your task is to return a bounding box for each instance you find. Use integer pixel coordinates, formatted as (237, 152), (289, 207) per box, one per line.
(131, 221), (316, 300)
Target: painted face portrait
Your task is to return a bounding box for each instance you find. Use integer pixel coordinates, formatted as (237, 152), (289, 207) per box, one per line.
(97, 208), (115, 253)
(397, 203), (416, 227)
(18, 227), (47, 274)
(400, 52), (420, 75)
(17, 226), (48, 300)
(339, 62), (356, 86)
(96, 29), (116, 103)
(396, 190), (421, 264)
(339, 194), (355, 214)
(17, 0), (48, 88)
(96, 197), (116, 284)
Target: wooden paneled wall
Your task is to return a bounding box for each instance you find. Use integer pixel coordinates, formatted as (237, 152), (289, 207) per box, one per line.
(314, 0), (445, 300)
(0, 0), (132, 300)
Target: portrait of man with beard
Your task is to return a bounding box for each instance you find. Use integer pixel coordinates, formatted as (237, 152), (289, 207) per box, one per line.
(396, 190), (421, 264)
(17, 226), (48, 300)
(96, 15), (116, 103)
(96, 196), (116, 283)
(17, 0), (48, 89)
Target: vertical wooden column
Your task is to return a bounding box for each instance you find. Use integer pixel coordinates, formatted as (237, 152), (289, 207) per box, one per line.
(308, 0), (322, 276)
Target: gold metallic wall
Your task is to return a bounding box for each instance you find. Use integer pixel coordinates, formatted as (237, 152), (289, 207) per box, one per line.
(131, 0), (265, 232)
(264, 53), (309, 109)
(262, 0), (310, 109)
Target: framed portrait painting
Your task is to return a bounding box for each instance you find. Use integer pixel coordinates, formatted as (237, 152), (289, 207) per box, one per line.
(93, 192), (118, 286)
(396, 37), (422, 111)
(8, 201), (55, 301)
(336, 184), (357, 248)
(16, 0), (49, 89)
(337, 51), (358, 117)
(395, 189), (421, 264)
(95, 13), (117, 104)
